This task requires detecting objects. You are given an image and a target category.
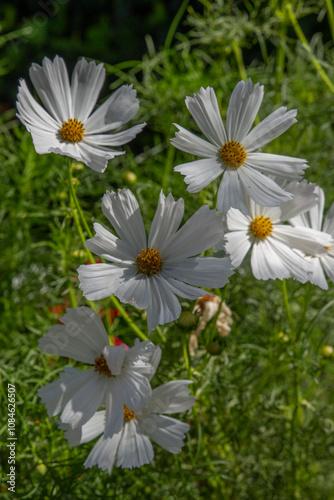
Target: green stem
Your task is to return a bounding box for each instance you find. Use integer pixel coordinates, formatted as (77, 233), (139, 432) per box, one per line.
(164, 0), (190, 51)
(155, 326), (167, 343)
(282, 279), (294, 331)
(296, 282), (312, 342)
(68, 161), (93, 239)
(286, 3), (334, 94)
(68, 183), (97, 313)
(68, 286), (78, 308)
(71, 205), (95, 263)
(182, 334), (191, 378)
(109, 295), (149, 341)
(326, 0), (334, 43)
(232, 40), (247, 82)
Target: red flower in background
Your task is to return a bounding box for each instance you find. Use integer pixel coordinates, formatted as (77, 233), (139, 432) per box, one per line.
(49, 299), (69, 323)
(85, 258), (102, 265)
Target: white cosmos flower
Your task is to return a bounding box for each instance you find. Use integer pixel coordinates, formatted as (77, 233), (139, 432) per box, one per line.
(289, 185), (334, 289)
(37, 307), (161, 437)
(224, 181), (333, 281)
(59, 380), (194, 474)
(171, 79), (308, 213)
(16, 55), (145, 172)
(77, 189), (233, 333)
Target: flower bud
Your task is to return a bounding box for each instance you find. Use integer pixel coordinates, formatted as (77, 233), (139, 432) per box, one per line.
(123, 171), (137, 184)
(322, 345), (334, 358)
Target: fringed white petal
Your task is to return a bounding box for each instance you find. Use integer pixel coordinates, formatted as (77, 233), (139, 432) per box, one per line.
(39, 307), (109, 363)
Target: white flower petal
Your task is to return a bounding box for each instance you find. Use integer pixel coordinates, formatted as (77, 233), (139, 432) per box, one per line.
(226, 79), (264, 142)
(62, 410), (106, 446)
(246, 199), (281, 221)
(117, 419), (154, 469)
(225, 230), (252, 267)
(309, 185), (325, 231)
(103, 345), (126, 376)
(85, 84), (140, 133)
(226, 207), (252, 230)
(117, 372), (152, 413)
(217, 170), (248, 213)
(23, 126), (60, 156)
(243, 107), (297, 151)
(245, 152), (308, 180)
(48, 139), (123, 173)
(76, 141), (126, 172)
(71, 58), (106, 122)
(101, 189), (147, 252)
(16, 79), (60, 131)
(146, 380), (195, 413)
(148, 191), (184, 251)
(144, 346), (162, 382)
(38, 366), (78, 417)
(167, 256), (233, 288)
(321, 254), (334, 283)
(125, 341), (161, 380)
(47, 140), (87, 161)
(77, 263), (137, 301)
(273, 225), (333, 255)
(270, 240), (313, 282)
(174, 158), (223, 193)
(84, 431), (123, 474)
(307, 257), (328, 290)
(159, 272), (208, 300)
(238, 165), (292, 207)
(60, 370), (107, 429)
(84, 123), (146, 146)
(251, 238), (293, 280)
(162, 205), (225, 261)
(114, 274), (152, 309)
(85, 222), (137, 262)
(185, 86), (227, 147)
(323, 202), (334, 236)
(29, 55), (72, 122)
(39, 307), (109, 363)
(141, 414), (189, 454)
(103, 378), (125, 438)
(146, 275), (181, 333)
(171, 124), (220, 157)
(252, 236), (313, 281)
(280, 180), (319, 223)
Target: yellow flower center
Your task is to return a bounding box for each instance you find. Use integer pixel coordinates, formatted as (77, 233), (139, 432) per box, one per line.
(123, 404), (136, 421)
(136, 247), (163, 277)
(60, 118), (84, 143)
(220, 140), (247, 168)
(251, 216), (273, 238)
(94, 354), (112, 377)
(325, 246), (330, 251)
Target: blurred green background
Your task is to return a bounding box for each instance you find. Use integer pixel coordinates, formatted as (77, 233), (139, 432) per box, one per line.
(0, 0), (201, 103)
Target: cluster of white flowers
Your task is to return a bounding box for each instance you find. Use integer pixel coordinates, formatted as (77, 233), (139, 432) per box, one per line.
(38, 307), (195, 473)
(19, 55), (334, 475)
(170, 80), (334, 285)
